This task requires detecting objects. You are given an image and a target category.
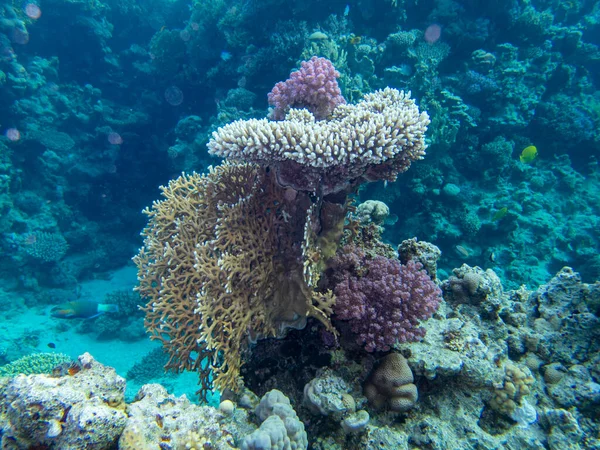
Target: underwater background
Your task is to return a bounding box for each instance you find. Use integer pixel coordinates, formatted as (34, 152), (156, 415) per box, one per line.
(0, 0), (599, 448)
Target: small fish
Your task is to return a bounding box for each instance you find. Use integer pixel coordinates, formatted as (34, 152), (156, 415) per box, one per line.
(47, 342), (56, 349)
(344, 4), (350, 16)
(455, 245), (471, 258)
(520, 145), (538, 164)
(220, 51), (232, 61)
(308, 31), (328, 41)
(52, 360), (82, 377)
(349, 35), (362, 45)
(50, 301), (119, 319)
(66, 361), (82, 376)
(492, 207), (508, 221)
(489, 251), (496, 263)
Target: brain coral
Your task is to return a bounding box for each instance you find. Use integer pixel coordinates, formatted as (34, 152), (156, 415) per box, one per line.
(364, 353), (418, 412)
(133, 162), (335, 398)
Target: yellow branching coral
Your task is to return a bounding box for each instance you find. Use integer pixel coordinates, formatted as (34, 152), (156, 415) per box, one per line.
(133, 162), (336, 399)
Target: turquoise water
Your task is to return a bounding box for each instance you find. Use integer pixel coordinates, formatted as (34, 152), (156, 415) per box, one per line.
(0, 0), (599, 448)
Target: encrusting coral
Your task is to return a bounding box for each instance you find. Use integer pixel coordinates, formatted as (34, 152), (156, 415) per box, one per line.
(490, 363), (536, 418)
(1, 353), (127, 449)
(133, 162), (336, 399)
(242, 389), (308, 449)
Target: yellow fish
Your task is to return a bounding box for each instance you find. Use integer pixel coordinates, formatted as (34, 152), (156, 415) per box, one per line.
(520, 145), (538, 164)
(492, 207), (508, 221)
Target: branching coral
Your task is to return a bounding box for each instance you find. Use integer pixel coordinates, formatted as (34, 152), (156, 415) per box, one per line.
(136, 61), (431, 398)
(0, 352), (72, 377)
(267, 56), (346, 121)
(133, 162), (335, 398)
(329, 244), (441, 352)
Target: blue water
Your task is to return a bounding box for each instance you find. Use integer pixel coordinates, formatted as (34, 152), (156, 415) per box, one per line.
(0, 0), (599, 448)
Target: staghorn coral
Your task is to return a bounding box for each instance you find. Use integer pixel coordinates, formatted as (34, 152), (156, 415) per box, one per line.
(133, 162), (335, 399)
(104, 289), (144, 317)
(208, 88), (430, 194)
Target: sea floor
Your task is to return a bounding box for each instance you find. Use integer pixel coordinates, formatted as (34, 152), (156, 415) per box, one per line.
(0, 265), (207, 404)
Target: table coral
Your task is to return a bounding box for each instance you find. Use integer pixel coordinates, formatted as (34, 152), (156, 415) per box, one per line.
(208, 87), (429, 194)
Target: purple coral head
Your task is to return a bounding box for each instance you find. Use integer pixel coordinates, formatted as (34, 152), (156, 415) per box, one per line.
(267, 56), (346, 120)
(332, 249), (442, 352)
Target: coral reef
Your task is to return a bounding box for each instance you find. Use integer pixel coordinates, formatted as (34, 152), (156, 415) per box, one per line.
(363, 353), (418, 413)
(0, 0), (599, 449)
(0, 0), (596, 303)
(267, 56), (345, 121)
(134, 162), (336, 398)
(239, 265), (599, 449)
(0, 353), (127, 449)
(329, 244), (441, 352)
(208, 87), (430, 194)
(0, 261), (597, 449)
(135, 73), (432, 399)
